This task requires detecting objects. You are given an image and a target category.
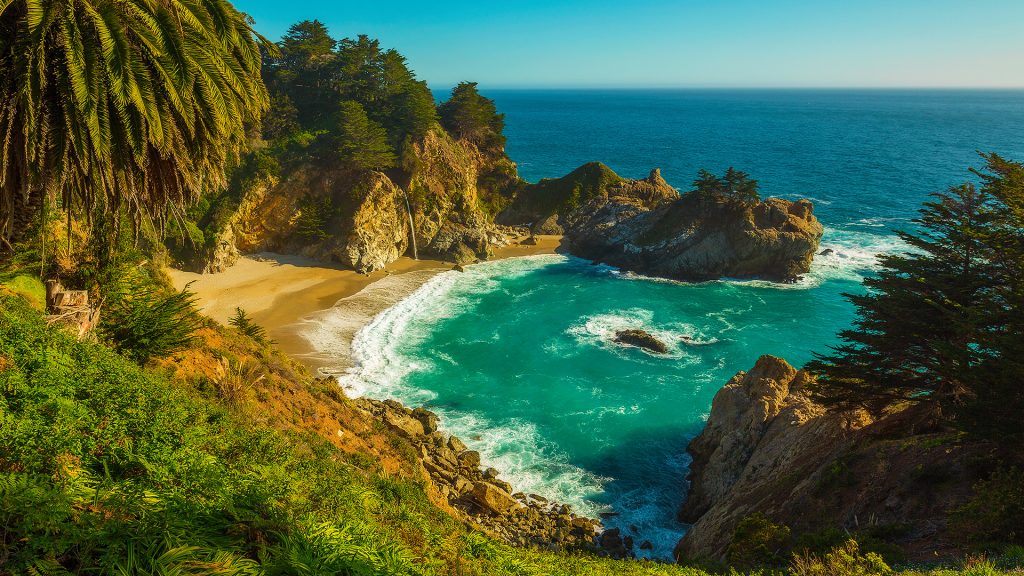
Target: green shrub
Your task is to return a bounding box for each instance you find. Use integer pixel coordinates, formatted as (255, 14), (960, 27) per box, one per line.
(294, 194), (336, 241)
(952, 468), (1024, 545)
(101, 278), (203, 363)
(790, 540), (892, 576)
(727, 513), (792, 568)
(229, 307), (270, 345)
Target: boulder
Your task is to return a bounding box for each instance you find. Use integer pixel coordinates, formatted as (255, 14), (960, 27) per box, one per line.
(412, 407), (440, 434)
(488, 478), (514, 493)
(458, 450), (482, 469)
(382, 409), (425, 437)
(613, 329), (669, 354)
(472, 481), (520, 515)
(448, 435), (468, 453)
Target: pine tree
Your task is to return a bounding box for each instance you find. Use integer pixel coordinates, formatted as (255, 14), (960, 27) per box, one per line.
(956, 154), (1024, 444)
(692, 168), (759, 205)
(438, 82), (506, 153)
(808, 181), (1001, 417)
(333, 101), (396, 171)
(267, 20), (337, 127)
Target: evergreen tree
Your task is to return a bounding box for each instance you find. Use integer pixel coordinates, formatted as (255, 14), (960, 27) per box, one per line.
(808, 154), (1023, 438)
(693, 169), (726, 199)
(692, 168), (759, 205)
(724, 167), (760, 205)
(956, 154), (1024, 444)
(333, 101), (396, 171)
(266, 20), (337, 127)
(438, 82), (506, 153)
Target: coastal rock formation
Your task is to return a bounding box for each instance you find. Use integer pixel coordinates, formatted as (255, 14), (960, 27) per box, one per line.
(499, 163), (823, 282)
(567, 194), (822, 283)
(675, 356), (996, 563)
(190, 128), (520, 273)
(352, 397), (604, 551)
(613, 329), (669, 354)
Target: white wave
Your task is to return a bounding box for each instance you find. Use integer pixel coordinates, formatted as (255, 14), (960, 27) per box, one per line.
(320, 254), (609, 516)
(566, 309), (718, 359)
(334, 270), (462, 399)
(430, 408), (609, 517)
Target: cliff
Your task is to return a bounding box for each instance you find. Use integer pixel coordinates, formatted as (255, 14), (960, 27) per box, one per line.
(194, 127), (522, 274)
(499, 164), (823, 282)
(675, 356), (995, 564)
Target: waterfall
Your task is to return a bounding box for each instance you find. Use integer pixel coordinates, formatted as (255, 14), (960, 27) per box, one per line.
(403, 191), (418, 260)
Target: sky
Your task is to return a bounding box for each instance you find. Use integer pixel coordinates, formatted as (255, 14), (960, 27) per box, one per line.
(233, 0), (1024, 89)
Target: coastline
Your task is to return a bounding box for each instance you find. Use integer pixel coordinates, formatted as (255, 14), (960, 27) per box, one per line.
(164, 234), (630, 553)
(167, 235), (565, 372)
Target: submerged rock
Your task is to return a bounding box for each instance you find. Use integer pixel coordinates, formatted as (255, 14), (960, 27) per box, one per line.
(613, 329), (669, 354)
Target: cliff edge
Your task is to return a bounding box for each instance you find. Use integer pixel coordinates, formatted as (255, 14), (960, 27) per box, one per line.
(675, 356), (996, 564)
(192, 127), (521, 274)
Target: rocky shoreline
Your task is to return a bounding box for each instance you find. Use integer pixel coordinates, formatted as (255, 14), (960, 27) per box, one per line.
(352, 396), (648, 559)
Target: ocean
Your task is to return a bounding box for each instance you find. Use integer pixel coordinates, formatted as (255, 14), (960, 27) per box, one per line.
(318, 90), (1024, 559)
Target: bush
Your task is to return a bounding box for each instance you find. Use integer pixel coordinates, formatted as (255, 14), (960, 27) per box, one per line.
(101, 278), (203, 363)
(790, 540), (892, 576)
(951, 468), (1024, 545)
(229, 307), (270, 345)
(294, 194), (336, 241)
(726, 513), (792, 568)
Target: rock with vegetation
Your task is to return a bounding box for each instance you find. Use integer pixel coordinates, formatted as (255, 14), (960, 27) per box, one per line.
(674, 355), (1016, 564)
(352, 397), (606, 551)
(171, 30), (519, 273)
(500, 165), (823, 282)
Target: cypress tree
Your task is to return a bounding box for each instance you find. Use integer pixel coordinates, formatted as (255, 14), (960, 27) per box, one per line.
(438, 82), (507, 152)
(807, 170), (1003, 420)
(333, 101), (396, 171)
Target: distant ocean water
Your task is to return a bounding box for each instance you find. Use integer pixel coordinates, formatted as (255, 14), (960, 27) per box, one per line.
(322, 90), (1024, 559)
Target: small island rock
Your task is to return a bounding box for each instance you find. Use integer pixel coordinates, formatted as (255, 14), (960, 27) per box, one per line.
(614, 329), (669, 354)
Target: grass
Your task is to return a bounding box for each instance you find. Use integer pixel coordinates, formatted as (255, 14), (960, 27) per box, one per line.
(0, 274), (45, 309)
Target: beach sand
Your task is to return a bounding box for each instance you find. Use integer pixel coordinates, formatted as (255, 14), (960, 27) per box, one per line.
(168, 235), (564, 372)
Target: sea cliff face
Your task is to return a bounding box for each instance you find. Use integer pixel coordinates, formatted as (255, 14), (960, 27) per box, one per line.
(499, 164), (823, 282)
(675, 356), (992, 563)
(197, 127), (519, 274)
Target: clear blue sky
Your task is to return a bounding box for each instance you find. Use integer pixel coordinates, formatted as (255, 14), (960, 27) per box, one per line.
(234, 0), (1024, 89)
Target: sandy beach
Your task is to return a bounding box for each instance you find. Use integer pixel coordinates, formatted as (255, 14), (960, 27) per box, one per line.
(168, 235), (564, 371)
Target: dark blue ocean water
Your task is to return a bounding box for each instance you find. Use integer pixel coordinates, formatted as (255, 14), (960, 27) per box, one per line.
(334, 90), (1024, 558)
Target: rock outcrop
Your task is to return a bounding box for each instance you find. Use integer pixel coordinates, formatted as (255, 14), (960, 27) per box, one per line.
(613, 329), (669, 354)
(675, 356), (996, 563)
(352, 397), (604, 551)
(190, 128), (520, 274)
(499, 163), (823, 282)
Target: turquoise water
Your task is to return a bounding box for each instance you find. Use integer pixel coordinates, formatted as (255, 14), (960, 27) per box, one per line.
(331, 90), (1024, 558)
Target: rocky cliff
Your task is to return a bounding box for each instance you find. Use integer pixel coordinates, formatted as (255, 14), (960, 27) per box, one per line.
(194, 127), (521, 273)
(675, 356), (994, 563)
(499, 164), (823, 282)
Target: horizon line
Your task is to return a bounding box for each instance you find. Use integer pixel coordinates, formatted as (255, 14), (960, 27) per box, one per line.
(429, 85), (1024, 91)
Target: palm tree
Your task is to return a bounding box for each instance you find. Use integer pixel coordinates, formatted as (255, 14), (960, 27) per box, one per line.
(0, 0), (269, 244)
